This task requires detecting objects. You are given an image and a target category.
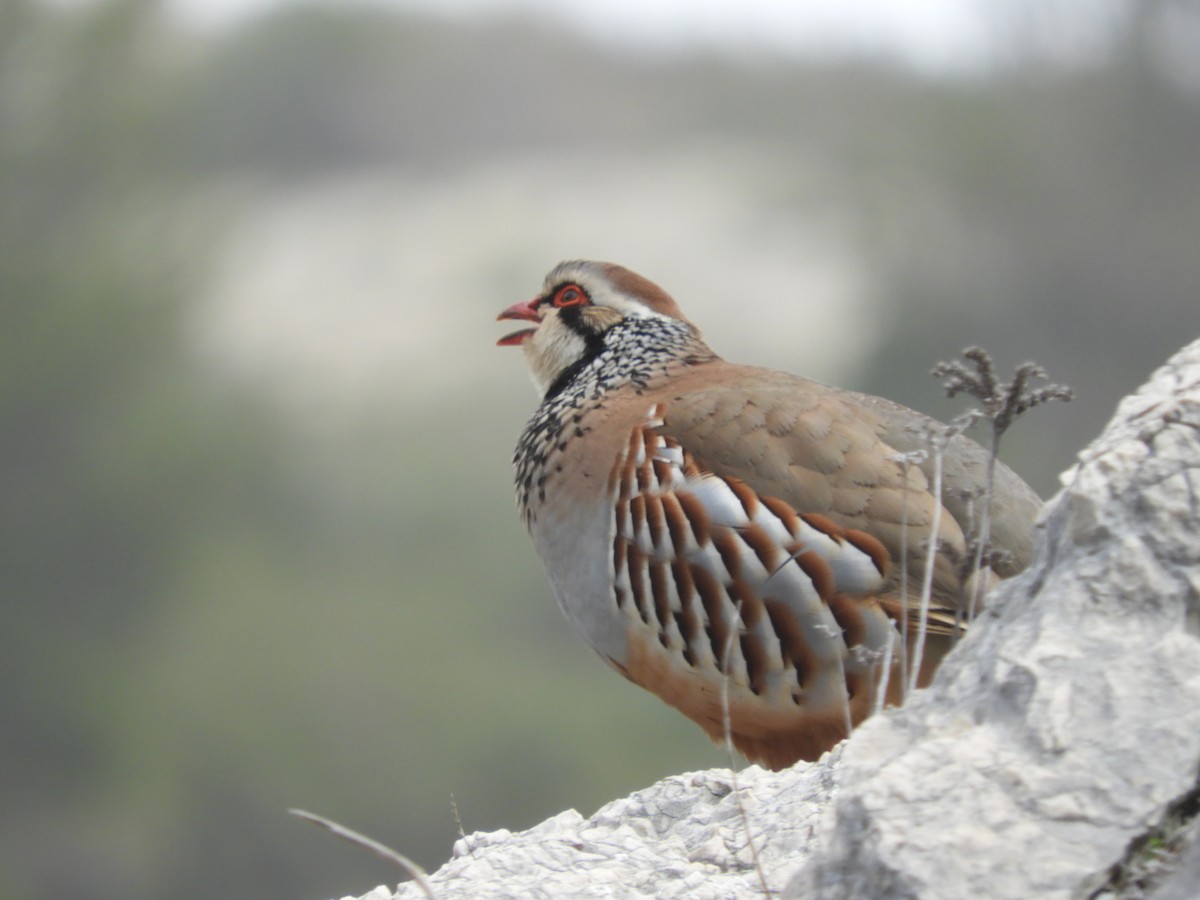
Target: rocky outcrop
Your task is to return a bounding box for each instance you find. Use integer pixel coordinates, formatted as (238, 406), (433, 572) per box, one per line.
(789, 341), (1200, 898)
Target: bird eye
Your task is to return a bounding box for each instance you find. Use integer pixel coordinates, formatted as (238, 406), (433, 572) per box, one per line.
(552, 284), (588, 308)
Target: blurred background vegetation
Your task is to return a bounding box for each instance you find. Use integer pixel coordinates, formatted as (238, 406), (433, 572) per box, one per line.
(3, 0), (1198, 897)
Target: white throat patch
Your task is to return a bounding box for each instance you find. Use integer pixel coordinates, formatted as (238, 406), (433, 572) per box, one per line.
(522, 312), (588, 396)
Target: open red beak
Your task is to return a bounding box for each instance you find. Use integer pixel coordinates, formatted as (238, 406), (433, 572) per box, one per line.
(496, 297), (541, 346)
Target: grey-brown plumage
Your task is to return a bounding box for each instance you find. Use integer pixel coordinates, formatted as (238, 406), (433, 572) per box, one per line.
(499, 261), (1041, 769)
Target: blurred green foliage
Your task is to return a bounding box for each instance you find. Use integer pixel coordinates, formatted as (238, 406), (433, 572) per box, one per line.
(2, 1), (1198, 899)
(0, 2), (316, 896)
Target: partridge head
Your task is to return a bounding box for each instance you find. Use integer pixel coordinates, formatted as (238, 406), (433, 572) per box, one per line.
(498, 261), (1041, 769)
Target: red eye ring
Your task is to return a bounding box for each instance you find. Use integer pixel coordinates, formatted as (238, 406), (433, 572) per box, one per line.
(551, 284), (588, 308)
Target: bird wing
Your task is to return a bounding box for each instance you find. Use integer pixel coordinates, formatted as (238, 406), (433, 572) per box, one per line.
(655, 365), (977, 611)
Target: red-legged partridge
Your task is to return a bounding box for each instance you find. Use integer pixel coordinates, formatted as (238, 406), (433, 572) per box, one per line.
(498, 261), (1041, 770)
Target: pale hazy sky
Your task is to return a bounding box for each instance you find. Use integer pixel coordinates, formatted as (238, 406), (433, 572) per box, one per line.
(150, 0), (1075, 73)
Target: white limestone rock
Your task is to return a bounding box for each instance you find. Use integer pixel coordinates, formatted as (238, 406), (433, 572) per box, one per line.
(789, 337), (1200, 899)
(382, 765), (831, 898)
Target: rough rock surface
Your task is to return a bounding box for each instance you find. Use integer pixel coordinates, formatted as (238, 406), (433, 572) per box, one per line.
(789, 341), (1200, 898)
(356, 338), (1200, 900)
(364, 765), (831, 899)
